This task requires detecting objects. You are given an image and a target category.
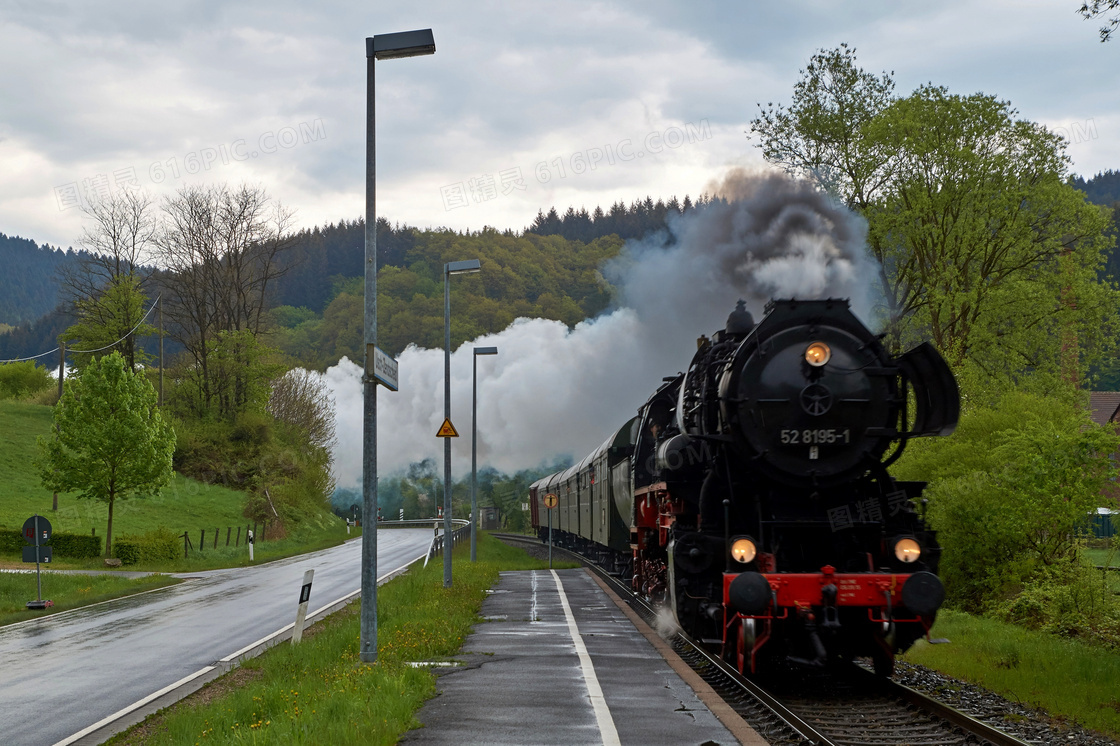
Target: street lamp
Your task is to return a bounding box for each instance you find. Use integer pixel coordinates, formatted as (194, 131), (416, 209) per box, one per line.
(471, 346), (497, 562)
(443, 259), (481, 588)
(360, 28), (435, 665)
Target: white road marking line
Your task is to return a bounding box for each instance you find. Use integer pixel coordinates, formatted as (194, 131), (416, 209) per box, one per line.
(51, 666), (216, 746)
(53, 549), (430, 744)
(551, 569), (621, 746)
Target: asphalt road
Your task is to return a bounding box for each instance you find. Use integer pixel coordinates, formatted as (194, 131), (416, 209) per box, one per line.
(0, 529), (434, 746)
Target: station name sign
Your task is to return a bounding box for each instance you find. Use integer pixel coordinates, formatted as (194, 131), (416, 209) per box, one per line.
(370, 345), (399, 392)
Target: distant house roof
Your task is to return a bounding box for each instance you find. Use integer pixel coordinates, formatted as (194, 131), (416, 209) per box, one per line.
(1090, 392), (1120, 426)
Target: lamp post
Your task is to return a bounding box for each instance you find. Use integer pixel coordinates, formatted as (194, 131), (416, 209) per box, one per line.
(360, 28), (435, 665)
(471, 346), (497, 562)
(443, 259), (481, 588)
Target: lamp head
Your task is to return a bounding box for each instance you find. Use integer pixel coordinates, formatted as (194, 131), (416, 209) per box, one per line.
(446, 259), (482, 275)
(368, 29), (436, 60)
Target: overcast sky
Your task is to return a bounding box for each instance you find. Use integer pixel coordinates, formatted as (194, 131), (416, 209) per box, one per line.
(1, 0), (1116, 250)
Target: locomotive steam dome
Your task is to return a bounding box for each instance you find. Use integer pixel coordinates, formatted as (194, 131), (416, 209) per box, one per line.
(719, 299), (900, 486)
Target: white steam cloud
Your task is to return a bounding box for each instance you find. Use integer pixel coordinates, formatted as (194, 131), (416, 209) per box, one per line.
(324, 172), (879, 486)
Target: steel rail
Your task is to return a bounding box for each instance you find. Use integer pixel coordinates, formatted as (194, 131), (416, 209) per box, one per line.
(875, 672), (1034, 746)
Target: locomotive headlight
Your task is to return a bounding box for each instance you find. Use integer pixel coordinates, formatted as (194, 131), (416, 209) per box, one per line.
(894, 537), (922, 563)
(805, 342), (831, 367)
(730, 536), (757, 564)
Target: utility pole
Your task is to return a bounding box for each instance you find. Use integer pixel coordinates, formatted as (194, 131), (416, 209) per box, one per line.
(158, 295), (164, 407)
(52, 343), (64, 512)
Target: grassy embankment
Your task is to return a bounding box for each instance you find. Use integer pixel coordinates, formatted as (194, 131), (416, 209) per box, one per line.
(0, 400), (353, 574)
(106, 534), (577, 745)
(905, 608), (1120, 739)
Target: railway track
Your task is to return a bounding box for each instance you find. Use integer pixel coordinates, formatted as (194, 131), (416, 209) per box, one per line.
(492, 533), (1034, 746)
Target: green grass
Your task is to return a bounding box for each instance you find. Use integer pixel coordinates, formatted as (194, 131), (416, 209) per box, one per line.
(106, 534), (578, 745)
(125, 519), (362, 573)
(905, 608), (1120, 739)
(0, 571), (179, 627)
(0, 400), (247, 538)
(1084, 546), (1119, 568)
(0, 400), (352, 573)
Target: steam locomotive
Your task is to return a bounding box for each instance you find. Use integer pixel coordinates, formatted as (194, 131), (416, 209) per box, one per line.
(529, 299), (959, 676)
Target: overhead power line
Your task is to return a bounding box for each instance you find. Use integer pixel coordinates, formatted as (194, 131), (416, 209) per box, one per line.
(0, 294), (162, 364)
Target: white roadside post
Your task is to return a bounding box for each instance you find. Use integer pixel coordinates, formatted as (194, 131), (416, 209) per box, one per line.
(248, 529), (254, 562)
(292, 569), (315, 644)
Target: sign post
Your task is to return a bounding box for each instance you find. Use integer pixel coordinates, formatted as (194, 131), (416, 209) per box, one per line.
(22, 514), (53, 610)
(544, 493), (558, 569)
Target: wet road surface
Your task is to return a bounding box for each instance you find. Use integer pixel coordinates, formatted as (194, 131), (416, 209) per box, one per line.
(0, 529), (433, 746)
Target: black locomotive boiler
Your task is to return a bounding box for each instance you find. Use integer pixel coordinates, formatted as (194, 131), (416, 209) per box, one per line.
(530, 298), (959, 675)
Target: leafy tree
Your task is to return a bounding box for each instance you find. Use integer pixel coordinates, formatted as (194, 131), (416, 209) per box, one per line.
(62, 275), (156, 373)
(170, 329), (282, 421)
(1079, 0), (1120, 41)
(749, 47), (1120, 382)
(36, 352), (175, 558)
(750, 43), (895, 211)
(893, 388), (1120, 607)
(865, 85), (1118, 375)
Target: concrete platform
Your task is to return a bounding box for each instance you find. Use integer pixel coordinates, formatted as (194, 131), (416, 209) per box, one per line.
(402, 568), (766, 745)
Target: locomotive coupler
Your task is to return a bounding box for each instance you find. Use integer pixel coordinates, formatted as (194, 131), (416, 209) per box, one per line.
(792, 605), (828, 667)
(820, 583), (840, 630)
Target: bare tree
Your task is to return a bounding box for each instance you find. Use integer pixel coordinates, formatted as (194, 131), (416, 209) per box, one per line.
(58, 189), (158, 371)
(155, 183), (295, 417)
(268, 368), (336, 454)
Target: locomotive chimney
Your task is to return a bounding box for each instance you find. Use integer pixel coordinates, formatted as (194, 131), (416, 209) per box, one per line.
(725, 299), (754, 336)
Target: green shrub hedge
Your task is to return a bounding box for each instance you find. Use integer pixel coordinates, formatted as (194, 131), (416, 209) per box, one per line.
(113, 527), (180, 565)
(0, 528), (101, 558)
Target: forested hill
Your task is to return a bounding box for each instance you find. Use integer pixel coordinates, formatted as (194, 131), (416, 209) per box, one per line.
(269, 228), (622, 369)
(1072, 170), (1120, 206)
(0, 234), (84, 326)
(525, 193), (717, 243)
(268, 194), (713, 315)
(1, 173), (1116, 366)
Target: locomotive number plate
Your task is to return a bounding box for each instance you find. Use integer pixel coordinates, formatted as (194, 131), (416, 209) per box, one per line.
(780, 428), (850, 445)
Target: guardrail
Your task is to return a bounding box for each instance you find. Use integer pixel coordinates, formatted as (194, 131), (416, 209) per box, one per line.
(377, 519), (469, 530)
(417, 520), (471, 567)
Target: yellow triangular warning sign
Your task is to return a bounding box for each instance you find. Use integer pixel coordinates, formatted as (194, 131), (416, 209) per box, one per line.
(436, 418), (459, 438)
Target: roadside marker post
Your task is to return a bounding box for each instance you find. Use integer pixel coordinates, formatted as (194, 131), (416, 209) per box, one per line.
(291, 569), (315, 645)
(248, 530), (255, 562)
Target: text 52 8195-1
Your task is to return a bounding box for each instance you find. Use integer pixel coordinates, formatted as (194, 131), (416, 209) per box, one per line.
(780, 428), (851, 445)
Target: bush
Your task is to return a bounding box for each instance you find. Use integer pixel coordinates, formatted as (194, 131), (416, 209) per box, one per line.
(113, 526), (181, 564)
(0, 361), (55, 400)
(0, 528), (101, 558)
(49, 531), (102, 559)
(992, 563), (1120, 649)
